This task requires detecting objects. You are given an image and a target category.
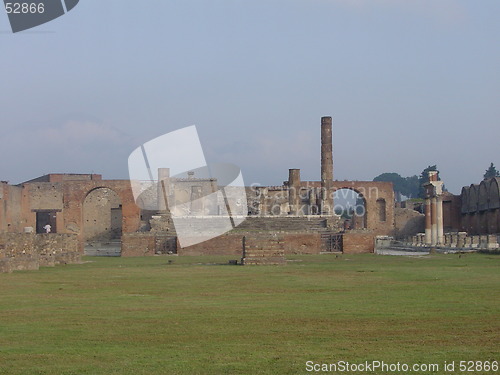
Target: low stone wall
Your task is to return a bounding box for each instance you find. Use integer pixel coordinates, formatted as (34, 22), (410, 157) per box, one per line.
(178, 233), (243, 256)
(0, 233), (80, 273)
(405, 232), (500, 250)
(281, 233), (323, 255)
(343, 232), (375, 253)
(121, 230), (380, 257)
(121, 233), (156, 257)
(123, 231), (327, 257)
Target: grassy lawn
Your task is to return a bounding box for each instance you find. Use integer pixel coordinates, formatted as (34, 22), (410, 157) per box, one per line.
(0, 253), (499, 374)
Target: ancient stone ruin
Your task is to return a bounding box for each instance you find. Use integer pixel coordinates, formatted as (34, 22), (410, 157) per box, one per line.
(2, 116), (498, 271)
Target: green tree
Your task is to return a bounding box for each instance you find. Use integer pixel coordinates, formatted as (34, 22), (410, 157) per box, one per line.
(373, 166), (444, 200)
(404, 175), (420, 198)
(373, 172), (420, 200)
(483, 162), (500, 179)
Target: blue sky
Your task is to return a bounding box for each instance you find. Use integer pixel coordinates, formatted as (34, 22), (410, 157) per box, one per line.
(1, 0), (499, 194)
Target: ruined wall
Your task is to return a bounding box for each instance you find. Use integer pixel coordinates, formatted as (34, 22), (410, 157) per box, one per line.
(461, 178), (500, 234)
(242, 234), (286, 265)
(122, 230), (335, 257)
(83, 187), (122, 241)
(0, 233), (80, 273)
(121, 233), (156, 257)
(0, 182), (30, 233)
(245, 180), (395, 236)
(342, 232), (375, 253)
(279, 180), (395, 235)
(177, 233), (244, 256)
(22, 173), (102, 183)
(394, 207), (425, 239)
(28, 183), (64, 210)
(61, 180), (140, 250)
(442, 193), (461, 232)
(281, 233), (323, 254)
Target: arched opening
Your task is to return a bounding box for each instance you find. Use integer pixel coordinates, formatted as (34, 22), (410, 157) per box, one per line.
(489, 178), (500, 209)
(83, 187), (122, 248)
(333, 188), (367, 230)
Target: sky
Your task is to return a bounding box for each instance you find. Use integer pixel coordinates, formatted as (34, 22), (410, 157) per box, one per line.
(1, 0), (499, 194)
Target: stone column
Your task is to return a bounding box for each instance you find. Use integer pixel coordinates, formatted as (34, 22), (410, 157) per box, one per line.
(450, 232), (458, 248)
(288, 169), (301, 216)
(487, 234), (499, 249)
(157, 168), (170, 211)
(309, 188), (317, 215)
(479, 235), (488, 249)
(320, 116), (334, 215)
(424, 198), (432, 245)
(436, 195), (444, 245)
(417, 233), (424, 246)
(444, 233), (451, 247)
(471, 235), (480, 248)
(464, 235), (472, 248)
(431, 197), (438, 246)
(457, 232), (467, 248)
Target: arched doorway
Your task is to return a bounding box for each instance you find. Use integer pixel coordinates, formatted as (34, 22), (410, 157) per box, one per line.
(333, 188), (367, 230)
(83, 187), (122, 255)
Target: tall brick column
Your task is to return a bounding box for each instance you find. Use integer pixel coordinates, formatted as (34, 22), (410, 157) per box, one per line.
(320, 116), (334, 215)
(288, 169), (301, 215)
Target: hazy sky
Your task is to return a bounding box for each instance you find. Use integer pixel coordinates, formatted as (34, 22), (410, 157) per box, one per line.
(1, 0), (499, 194)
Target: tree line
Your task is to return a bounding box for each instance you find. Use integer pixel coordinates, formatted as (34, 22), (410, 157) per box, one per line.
(373, 163), (499, 200)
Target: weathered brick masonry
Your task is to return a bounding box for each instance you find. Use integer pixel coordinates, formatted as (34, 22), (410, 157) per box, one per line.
(242, 234), (286, 265)
(0, 233), (80, 273)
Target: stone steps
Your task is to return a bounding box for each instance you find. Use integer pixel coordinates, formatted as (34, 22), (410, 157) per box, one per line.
(149, 215), (336, 236)
(84, 241), (121, 257)
(241, 234), (286, 265)
(236, 217), (328, 232)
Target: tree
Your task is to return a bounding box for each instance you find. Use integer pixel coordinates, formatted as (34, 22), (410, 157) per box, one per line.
(404, 175), (420, 198)
(373, 172), (419, 200)
(373, 165), (445, 200)
(483, 162), (500, 179)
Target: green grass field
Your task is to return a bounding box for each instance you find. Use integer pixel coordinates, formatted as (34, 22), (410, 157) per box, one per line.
(0, 253), (499, 375)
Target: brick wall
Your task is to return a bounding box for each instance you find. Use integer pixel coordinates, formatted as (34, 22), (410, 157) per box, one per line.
(342, 232), (375, 253)
(242, 234), (286, 265)
(121, 233), (156, 257)
(281, 233), (322, 255)
(177, 233), (243, 256)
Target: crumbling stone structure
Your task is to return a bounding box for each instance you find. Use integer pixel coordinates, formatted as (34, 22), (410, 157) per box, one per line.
(121, 116), (395, 257)
(1, 116), (397, 259)
(423, 171), (445, 246)
(461, 177), (500, 235)
(241, 234), (286, 265)
(0, 233), (80, 273)
(0, 174), (140, 254)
